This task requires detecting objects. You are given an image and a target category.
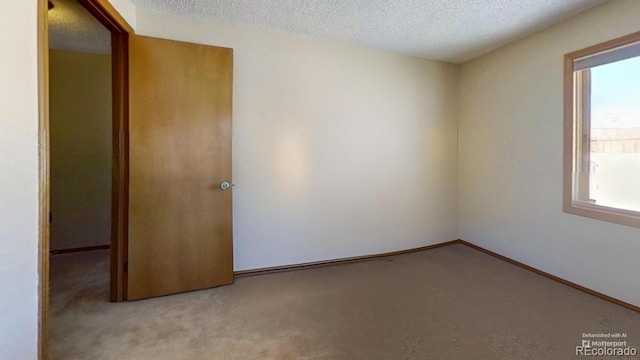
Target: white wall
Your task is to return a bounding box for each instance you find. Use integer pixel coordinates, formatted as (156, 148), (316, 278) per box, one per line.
(0, 1), (39, 359)
(459, 0), (640, 307)
(136, 10), (460, 271)
(108, 0), (136, 29)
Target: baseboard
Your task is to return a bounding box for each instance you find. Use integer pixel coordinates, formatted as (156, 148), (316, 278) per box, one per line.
(234, 240), (460, 277)
(457, 239), (640, 313)
(50, 244), (110, 255)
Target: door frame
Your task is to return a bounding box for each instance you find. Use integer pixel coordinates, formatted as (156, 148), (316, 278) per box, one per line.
(78, 0), (132, 304)
(38, 0), (132, 357)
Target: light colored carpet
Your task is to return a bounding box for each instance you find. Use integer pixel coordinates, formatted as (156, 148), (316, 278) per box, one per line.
(49, 244), (640, 359)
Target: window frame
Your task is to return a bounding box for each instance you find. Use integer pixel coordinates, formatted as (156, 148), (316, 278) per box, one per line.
(563, 30), (640, 228)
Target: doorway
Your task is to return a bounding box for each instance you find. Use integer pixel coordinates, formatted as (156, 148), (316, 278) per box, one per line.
(49, 2), (112, 257)
(48, 0), (114, 349)
(39, 0), (131, 356)
(39, 0), (235, 356)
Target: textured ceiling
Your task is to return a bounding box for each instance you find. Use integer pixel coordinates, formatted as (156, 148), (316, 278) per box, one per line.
(49, 0), (111, 54)
(131, 0), (607, 63)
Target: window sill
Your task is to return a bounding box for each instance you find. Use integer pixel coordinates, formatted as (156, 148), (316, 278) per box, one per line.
(564, 200), (640, 228)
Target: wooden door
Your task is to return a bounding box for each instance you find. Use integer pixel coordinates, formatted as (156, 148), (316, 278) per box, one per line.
(128, 35), (233, 300)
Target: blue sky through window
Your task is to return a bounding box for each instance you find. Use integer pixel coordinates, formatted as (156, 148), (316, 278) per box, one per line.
(590, 56), (640, 129)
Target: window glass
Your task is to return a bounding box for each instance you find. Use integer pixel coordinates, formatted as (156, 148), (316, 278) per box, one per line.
(588, 56), (640, 212)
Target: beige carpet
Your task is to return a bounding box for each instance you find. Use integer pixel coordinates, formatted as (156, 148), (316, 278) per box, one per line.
(49, 244), (640, 359)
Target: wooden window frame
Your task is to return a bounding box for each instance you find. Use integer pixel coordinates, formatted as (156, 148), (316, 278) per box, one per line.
(563, 31), (640, 228)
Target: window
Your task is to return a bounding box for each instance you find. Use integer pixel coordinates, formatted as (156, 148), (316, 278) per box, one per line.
(564, 31), (640, 228)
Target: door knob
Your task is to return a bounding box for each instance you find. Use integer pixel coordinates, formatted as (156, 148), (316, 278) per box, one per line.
(220, 181), (230, 191)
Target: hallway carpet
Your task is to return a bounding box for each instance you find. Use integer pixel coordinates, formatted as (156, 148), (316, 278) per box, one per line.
(49, 244), (640, 359)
